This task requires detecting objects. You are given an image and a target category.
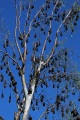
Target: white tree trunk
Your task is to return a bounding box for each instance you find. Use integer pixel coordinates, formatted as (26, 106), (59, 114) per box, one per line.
(22, 63), (42, 120)
(22, 84), (35, 120)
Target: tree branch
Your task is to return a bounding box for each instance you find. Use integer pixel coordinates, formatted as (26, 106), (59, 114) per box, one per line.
(0, 50), (21, 68)
(14, 0), (23, 62)
(41, 0), (59, 55)
(43, 6), (73, 66)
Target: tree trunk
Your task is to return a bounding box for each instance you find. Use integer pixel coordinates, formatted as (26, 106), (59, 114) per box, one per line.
(22, 84), (35, 120)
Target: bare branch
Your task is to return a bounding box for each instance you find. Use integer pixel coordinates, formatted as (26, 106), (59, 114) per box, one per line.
(43, 4), (75, 66)
(14, 0), (23, 62)
(41, 0), (59, 55)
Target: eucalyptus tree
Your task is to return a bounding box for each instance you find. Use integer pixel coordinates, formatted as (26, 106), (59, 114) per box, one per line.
(0, 0), (80, 120)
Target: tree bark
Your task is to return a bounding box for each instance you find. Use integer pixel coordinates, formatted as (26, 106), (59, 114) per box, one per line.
(22, 84), (35, 120)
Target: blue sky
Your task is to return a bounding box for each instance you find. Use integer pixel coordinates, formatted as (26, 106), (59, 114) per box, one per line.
(0, 0), (80, 120)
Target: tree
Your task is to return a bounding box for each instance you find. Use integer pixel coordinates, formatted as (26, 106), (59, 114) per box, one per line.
(0, 0), (80, 120)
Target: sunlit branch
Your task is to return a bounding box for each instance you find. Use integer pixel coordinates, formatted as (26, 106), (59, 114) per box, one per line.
(23, 2), (47, 39)
(21, 74), (28, 98)
(43, 3), (75, 66)
(14, 0), (23, 62)
(17, 0), (22, 33)
(41, 0), (59, 56)
(22, 2), (47, 71)
(24, 2), (31, 32)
